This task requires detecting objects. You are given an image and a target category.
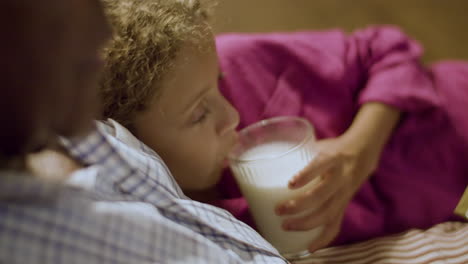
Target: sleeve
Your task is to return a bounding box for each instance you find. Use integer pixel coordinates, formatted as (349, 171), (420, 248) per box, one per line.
(216, 34), (285, 127)
(0, 199), (245, 264)
(349, 26), (440, 111)
(217, 26), (439, 135)
(430, 61), (468, 145)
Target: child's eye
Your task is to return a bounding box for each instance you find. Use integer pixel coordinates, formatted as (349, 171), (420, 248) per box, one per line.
(191, 104), (210, 125)
(193, 110), (208, 124)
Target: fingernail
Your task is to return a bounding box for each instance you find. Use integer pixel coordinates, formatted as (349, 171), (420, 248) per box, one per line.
(290, 175), (300, 185)
(280, 200), (295, 213)
(287, 200), (295, 208)
(275, 206), (284, 215)
(289, 180), (297, 188)
(283, 223), (293, 230)
(308, 246), (318, 253)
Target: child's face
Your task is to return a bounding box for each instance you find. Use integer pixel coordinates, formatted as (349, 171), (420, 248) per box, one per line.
(133, 39), (240, 191)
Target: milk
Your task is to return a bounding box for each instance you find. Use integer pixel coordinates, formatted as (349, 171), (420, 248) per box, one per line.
(231, 141), (323, 255)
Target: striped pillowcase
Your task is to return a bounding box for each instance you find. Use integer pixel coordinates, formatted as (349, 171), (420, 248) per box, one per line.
(295, 222), (468, 264)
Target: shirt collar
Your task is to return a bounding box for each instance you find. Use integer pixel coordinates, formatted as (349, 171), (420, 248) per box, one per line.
(61, 120), (186, 200)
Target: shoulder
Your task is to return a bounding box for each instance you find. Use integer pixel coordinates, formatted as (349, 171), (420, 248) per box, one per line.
(0, 176), (232, 263)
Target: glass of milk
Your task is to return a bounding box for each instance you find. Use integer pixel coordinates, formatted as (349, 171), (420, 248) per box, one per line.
(229, 116), (323, 261)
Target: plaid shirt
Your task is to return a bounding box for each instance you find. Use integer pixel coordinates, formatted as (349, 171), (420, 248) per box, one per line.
(0, 119), (287, 264)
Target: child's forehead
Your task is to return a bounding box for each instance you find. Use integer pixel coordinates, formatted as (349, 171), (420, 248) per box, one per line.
(151, 43), (218, 115)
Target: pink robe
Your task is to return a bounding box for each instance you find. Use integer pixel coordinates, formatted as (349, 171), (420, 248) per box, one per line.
(214, 26), (468, 246)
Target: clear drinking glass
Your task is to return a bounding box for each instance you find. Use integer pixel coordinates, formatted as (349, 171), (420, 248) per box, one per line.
(229, 116), (323, 261)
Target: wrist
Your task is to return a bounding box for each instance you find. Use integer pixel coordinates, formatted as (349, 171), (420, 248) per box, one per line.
(344, 102), (401, 151)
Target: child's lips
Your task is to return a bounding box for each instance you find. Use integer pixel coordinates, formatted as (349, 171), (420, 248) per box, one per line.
(231, 132), (239, 147)
(223, 158), (230, 168)
(222, 132), (239, 168)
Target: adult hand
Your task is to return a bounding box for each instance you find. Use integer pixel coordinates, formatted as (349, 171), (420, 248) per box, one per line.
(275, 135), (380, 252)
(275, 102), (401, 252)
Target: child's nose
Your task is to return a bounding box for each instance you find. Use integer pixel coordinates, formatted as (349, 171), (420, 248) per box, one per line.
(218, 98), (240, 136)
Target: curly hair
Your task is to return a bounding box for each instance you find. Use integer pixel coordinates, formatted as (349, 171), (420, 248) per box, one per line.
(99, 0), (212, 127)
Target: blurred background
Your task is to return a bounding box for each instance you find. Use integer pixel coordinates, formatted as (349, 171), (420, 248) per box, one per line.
(210, 0), (468, 63)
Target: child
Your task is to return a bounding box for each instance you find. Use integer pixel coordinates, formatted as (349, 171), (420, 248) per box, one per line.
(99, 0), (468, 251)
(100, 0), (239, 196)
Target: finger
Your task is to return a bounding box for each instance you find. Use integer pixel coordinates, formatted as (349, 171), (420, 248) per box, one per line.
(307, 213), (344, 252)
(277, 164), (344, 216)
(282, 184), (352, 231)
(281, 192), (341, 231)
(289, 152), (345, 189)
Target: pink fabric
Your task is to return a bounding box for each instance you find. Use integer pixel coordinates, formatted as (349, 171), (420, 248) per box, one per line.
(213, 26), (468, 246)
